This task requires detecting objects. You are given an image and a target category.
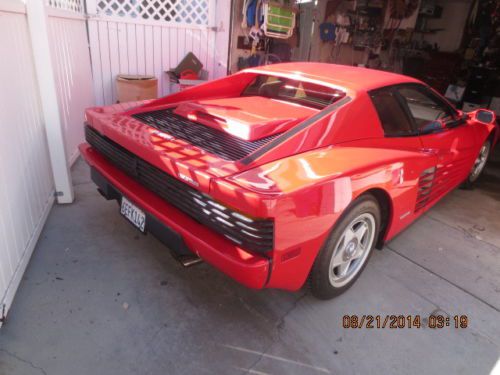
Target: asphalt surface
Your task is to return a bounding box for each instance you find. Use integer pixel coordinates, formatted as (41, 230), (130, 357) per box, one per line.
(0, 149), (499, 375)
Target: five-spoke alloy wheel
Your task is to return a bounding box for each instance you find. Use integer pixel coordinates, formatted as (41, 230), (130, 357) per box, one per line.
(310, 194), (381, 299)
(328, 213), (376, 288)
(464, 139), (491, 188)
(470, 141), (491, 182)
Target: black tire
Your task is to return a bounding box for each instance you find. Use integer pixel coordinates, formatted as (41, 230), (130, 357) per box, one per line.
(309, 194), (381, 300)
(462, 139), (491, 189)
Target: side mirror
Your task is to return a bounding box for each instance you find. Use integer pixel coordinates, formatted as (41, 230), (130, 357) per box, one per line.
(469, 109), (496, 124)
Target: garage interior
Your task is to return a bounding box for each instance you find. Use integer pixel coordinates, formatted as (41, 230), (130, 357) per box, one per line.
(230, 0), (500, 111)
(0, 0), (499, 374)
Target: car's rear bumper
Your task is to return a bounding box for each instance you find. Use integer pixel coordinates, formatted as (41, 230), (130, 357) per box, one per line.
(79, 143), (271, 289)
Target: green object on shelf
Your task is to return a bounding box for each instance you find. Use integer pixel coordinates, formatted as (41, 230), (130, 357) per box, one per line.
(263, 3), (295, 39)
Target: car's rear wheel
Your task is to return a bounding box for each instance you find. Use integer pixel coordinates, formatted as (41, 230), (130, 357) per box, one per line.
(463, 139), (491, 189)
(309, 194), (381, 300)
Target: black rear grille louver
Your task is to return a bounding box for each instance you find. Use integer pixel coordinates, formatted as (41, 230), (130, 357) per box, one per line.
(131, 108), (281, 161)
(85, 126), (274, 253)
(415, 166), (436, 212)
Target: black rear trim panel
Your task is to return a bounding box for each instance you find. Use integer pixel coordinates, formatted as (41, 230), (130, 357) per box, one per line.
(132, 108), (281, 161)
(85, 125), (274, 253)
(91, 167), (193, 256)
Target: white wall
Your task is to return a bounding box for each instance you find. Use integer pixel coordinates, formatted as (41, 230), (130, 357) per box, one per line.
(0, 1), (55, 320)
(423, 0), (471, 52)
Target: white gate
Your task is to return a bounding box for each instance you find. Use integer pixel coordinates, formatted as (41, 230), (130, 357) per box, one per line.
(0, 0), (94, 322)
(86, 0), (231, 106)
(0, 0), (56, 321)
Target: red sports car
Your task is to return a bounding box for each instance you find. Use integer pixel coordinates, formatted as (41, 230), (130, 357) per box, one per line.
(80, 63), (497, 299)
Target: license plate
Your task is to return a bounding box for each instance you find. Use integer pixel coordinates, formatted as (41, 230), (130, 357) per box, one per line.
(120, 196), (146, 232)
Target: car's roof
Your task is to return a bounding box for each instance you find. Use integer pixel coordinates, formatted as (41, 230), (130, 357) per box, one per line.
(249, 62), (421, 93)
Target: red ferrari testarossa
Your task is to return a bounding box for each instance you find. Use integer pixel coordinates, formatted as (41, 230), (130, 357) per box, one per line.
(80, 63), (497, 299)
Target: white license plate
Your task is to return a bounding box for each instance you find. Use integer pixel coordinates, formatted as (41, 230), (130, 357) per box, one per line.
(120, 196), (146, 232)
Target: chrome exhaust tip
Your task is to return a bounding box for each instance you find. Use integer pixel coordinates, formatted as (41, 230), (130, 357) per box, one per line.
(177, 255), (203, 267)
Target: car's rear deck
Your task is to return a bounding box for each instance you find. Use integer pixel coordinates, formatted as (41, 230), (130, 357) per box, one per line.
(0, 149), (499, 375)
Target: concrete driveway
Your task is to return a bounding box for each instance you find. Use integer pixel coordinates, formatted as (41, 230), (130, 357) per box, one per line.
(0, 150), (499, 375)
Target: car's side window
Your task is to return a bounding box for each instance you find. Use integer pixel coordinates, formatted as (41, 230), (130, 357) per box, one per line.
(397, 86), (455, 131)
(370, 89), (415, 137)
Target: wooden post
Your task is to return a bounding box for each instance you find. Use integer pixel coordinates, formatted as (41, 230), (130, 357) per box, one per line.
(25, 0), (74, 204)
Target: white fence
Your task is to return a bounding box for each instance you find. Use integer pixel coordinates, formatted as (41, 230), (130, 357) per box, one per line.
(0, 0), (56, 320)
(0, 0), (93, 322)
(87, 0), (230, 105)
(47, 6), (94, 165)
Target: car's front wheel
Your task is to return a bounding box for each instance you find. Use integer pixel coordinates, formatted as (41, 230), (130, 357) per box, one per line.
(463, 139), (491, 189)
(309, 194), (381, 300)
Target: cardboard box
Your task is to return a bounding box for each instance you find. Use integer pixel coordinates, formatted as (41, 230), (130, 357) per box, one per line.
(166, 69), (208, 92)
(116, 75), (158, 103)
(167, 52), (203, 81)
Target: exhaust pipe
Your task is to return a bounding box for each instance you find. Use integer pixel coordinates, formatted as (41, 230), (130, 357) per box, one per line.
(176, 254), (203, 267)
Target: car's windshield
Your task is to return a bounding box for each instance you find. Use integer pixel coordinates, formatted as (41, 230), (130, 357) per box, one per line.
(242, 75), (346, 109)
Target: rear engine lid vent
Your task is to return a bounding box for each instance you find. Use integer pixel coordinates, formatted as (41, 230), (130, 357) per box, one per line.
(132, 108), (281, 161)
